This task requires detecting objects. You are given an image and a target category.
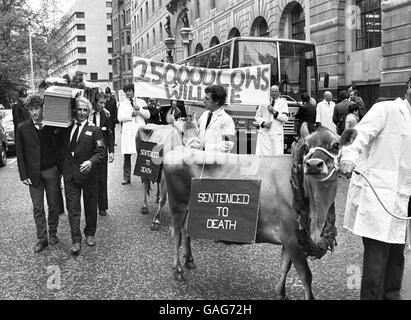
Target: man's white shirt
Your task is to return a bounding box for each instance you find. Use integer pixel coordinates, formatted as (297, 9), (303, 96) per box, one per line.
(316, 99), (336, 133)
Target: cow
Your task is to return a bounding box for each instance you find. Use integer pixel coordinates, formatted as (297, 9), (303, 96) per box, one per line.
(162, 123), (344, 300)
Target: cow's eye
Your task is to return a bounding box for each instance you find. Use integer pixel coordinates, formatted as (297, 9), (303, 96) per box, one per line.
(333, 142), (340, 150)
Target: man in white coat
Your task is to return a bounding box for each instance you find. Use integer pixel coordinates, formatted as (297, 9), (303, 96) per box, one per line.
(316, 91), (336, 133)
(197, 85), (235, 152)
(340, 85), (411, 300)
(118, 83), (150, 185)
(255, 85), (289, 156)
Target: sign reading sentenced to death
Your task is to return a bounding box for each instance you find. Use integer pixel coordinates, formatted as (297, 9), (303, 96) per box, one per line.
(134, 141), (163, 182)
(133, 57), (271, 106)
(187, 179), (261, 243)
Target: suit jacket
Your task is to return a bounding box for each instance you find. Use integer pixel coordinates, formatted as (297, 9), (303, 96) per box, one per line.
(333, 100), (352, 135)
(92, 111), (114, 155)
(60, 122), (106, 184)
(105, 97), (118, 127)
(295, 102), (317, 133)
(16, 120), (61, 186)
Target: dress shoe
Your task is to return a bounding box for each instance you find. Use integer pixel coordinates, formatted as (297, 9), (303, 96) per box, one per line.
(121, 179), (130, 185)
(85, 236), (96, 247)
(99, 210), (107, 216)
(49, 235), (59, 245)
(71, 243), (81, 256)
(34, 240), (49, 253)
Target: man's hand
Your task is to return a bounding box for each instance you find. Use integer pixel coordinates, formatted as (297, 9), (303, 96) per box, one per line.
(108, 153), (114, 163)
(22, 178), (32, 185)
(103, 108), (110, 118)
(339, 160), (355, 178)
(263, 122), (272, 129)
(80, 160), (93, 173)
(220, 141), (234, 152)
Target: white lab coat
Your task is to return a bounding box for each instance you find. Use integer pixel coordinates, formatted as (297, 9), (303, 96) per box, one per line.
(255, 97), (289, 156)
(117, 97), (150, 154)
(342, 98), (411, 244)
(316, 99), (337, 133)
(198, 107), (235, 152)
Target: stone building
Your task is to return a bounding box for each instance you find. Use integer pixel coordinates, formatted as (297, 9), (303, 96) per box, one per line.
(129, 0), (411, 107)
(49, 0), (113, 89)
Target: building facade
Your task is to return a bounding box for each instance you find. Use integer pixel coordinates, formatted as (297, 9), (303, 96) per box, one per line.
(112, 0), (133, 93)
(130, 0), (410, 107)
(49, 0), (113, 89)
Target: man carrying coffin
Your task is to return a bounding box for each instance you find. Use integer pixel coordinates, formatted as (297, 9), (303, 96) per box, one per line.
(92, 92), (114, 217)
(60, 97), (105, 256)
(198, 85), (235, 152)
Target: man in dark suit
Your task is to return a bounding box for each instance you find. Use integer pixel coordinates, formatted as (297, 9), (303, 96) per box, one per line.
(12, 88), (29, 141)
(16, 95), (61, 253)
(104, 87), (118, 142)
(92, 92), (114, 217)
(295, 91), (317, 134)
(61, 96), (105, 256)
(333, 90), (353, 135)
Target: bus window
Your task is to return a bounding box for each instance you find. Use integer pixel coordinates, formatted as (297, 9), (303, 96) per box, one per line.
(196, 53), (209, 68)
(207, 49), (222, 68)
(187, 59), (196, 66)
(235, 40), (279, 87)
(221, 44), (231, 69)
(279, 42), (318, 101)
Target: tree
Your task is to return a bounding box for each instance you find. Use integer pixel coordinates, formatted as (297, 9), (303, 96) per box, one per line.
(0, 0), (60, 107)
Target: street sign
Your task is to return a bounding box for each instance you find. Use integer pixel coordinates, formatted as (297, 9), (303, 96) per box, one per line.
(134, 141), (163, 182)
(187, 178), (261, 243)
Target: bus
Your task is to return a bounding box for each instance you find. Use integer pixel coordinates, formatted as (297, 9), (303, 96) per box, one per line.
(176, 36), (319, 154)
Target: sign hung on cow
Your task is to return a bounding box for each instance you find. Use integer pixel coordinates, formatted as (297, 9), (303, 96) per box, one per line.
(134, 141), (163, 182)
(187, 179), (261, 244)
(132, 57), (271, 106)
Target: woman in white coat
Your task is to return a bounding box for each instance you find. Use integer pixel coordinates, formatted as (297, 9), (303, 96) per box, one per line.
(340, 87), (411, 300)
(117, 84), (150, 184)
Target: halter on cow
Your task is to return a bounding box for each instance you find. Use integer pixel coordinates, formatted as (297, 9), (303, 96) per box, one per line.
(162, 123), (345, 299)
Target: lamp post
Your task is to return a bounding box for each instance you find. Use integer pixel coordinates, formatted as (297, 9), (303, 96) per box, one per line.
(28, 22), (35, 93)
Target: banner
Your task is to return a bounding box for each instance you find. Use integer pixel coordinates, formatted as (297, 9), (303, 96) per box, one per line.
(133, 58), (270, 106)
(133, 141), (163, 182)
(187, 179), (261, 243)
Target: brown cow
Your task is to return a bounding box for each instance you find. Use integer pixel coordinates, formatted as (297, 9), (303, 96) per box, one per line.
(163, 123), (344, 299)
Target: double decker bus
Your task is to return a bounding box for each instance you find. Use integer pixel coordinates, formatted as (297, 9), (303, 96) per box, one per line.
(177, 36), (319, 154)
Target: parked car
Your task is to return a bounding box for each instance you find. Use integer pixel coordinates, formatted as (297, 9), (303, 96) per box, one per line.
(1, 109), (15, 154)
(0, 119), (7, 167)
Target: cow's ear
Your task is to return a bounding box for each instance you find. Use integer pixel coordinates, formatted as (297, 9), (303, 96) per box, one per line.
(300, 122), (310, 139)
(340, 129), (358, 146)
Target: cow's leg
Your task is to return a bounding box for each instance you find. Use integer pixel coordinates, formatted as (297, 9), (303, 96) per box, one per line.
(275, 246), (292, 300)
(291, 248), (314, 300)
(172, 209), (186, 282)
(183, 234), (196, 270)
(151, 178), (167, 231)
(141, 179), (149, 215)
(156, 182), (160, 204)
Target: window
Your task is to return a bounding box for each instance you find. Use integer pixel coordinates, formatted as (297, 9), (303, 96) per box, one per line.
(78, 47), (86, 53)
(127, 54), (132, 70)
(108, 47), (113, 54)
(159, 23), (163, 41)
(145, 2), (149, 21)
(109, 72), (113, 81)
(207, 48), (222, 68)
(152, 28), (156, 46)
(77, 35), (86, 42)
(211, 0), (216, 9)
(133, 16), (137, 33)
(291, 5), (305, 40)
(114, 38), (119, 52)
(107, 36), (112, 42)
(126, 31), (131, 45)
(356, 0), (381, 50)
(120, 33), (125, 47)
(147, 33), (150, 49)
(107, 25), (112, 30)
(90, 73), (98, 81)
(126, 9), (131, 25)
(152, 0), (155, 13)
(77, 24), (85, 30)
(108, 59), (113, 65)
(195, 0), (200, 19)
(106, 1), (112, 7)
(159, 0), (162, 7)
(78, 59), (87, 65)
(107, 13), (112, 19)
(76, 12), (85, 18)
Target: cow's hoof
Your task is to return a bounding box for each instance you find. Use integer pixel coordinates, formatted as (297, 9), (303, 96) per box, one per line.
(184, 260), (197, 270)
(150, 220), (161, 231)
(141, 206), (149, 215)
(173, 272), (185, 282)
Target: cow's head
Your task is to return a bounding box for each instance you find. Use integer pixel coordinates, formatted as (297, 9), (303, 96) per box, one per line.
(292, 123), (353, 259)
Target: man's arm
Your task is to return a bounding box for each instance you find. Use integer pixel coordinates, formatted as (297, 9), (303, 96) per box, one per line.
(117, 101), (133, 122)
(89, 127), (106, 165)
(276, 100), (289, 123)
(15, 124), (28, 181)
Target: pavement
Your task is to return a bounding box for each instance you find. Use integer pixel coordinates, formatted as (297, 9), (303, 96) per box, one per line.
(0, 131), (410, 300)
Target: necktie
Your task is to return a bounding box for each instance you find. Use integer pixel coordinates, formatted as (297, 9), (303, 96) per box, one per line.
(93, 112), (98, 125)
(205, 111), (212, 129)
(35, 123), (43, 130)
(70, 122), (81, 153)
(130, 98), (134, 108)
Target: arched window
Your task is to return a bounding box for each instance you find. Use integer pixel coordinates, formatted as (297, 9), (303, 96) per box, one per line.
(209, 36), (219, 48)
(194, 43), (203, 53)
(153, 28), (156, 46)
(228, 27), (241, 39)
(250, 16), (269, 37)
(291, 4), (305, 40)
(147, 33), (150, 50)
(159, 23), (163, 41)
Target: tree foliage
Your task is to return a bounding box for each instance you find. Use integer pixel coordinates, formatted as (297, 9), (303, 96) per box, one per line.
(0, 0), (60, 106)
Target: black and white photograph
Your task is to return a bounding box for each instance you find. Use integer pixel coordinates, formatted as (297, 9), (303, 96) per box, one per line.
(0, 0), (411, 306)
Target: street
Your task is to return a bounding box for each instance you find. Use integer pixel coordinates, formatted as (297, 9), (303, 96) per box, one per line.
(0, 134), (410, 300)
